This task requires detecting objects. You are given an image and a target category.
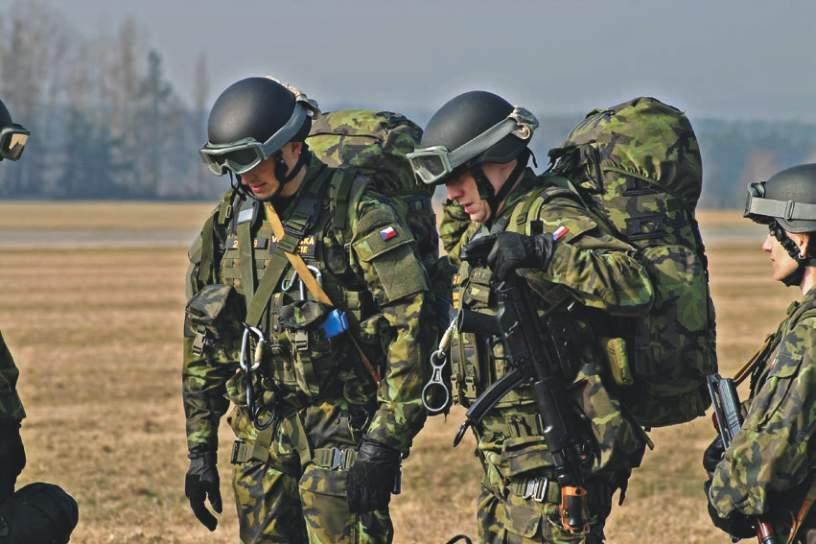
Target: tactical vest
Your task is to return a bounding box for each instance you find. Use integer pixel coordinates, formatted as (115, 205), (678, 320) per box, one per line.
(449, 185), (586, 409)
(193, 165), (392, 408)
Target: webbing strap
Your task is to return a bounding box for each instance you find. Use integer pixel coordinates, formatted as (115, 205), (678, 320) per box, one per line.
(243, 169), (333, 326)
(197, 214), (215, 285)
(277, 166), (333, 253)
(245, 251), (290, 327)
(332, 169), (357, 234)
(733, 333), (776, 386)
(238, 217), (257, 300)
(264, 201), (381, 384)
(230, 425), (275, 464)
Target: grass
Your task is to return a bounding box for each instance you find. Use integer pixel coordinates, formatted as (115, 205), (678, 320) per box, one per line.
(0, 203), (793, 543)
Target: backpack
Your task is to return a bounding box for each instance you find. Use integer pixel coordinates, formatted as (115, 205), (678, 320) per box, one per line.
(307, 109), (454, 411)
(306, 109), (439, 261)
(547, 96), (717, 428)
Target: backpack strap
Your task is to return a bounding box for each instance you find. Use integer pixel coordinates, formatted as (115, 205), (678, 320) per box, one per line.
(242, 168), (333, 326)
(331, 167), (370, 245)
(198, 189), (238, 286)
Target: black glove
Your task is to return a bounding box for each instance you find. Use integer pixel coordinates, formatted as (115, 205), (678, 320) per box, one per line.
(703, 435), (725, 474)
(704, 479), (755, 539)
(185, 450), (222, 531)
(462, 232), (554, 282)
(346, 439), (401, 514)
(0, 420), (26, 500)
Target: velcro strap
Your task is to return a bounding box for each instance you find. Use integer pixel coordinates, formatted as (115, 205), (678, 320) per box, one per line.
(230, 425), (275, 465)
(509, 476), (560, 503)
(312, 447), (358, 471)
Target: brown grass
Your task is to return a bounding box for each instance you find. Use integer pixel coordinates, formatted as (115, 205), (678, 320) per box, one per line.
(0, 204), (793, 543)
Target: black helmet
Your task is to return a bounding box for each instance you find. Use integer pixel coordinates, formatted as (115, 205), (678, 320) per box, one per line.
(744, 163), (816, 284)
(200, 77), (319, 182)
(0, 482), (79, 543)
(407, 91), (537, 209)
(0, 98), (30, 162)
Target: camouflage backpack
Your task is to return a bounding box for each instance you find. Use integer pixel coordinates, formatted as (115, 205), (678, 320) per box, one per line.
(547, 96), (717, 427)
(307, 110), (439, 261)
(307, 110), (454, 409)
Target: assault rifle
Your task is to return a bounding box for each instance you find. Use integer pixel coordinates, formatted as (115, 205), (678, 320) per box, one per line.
(707, 374), (776, 544)
(454, 236), (593, 534)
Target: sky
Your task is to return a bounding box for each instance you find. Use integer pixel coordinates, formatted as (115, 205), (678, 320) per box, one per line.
(3, 0), (816, 122)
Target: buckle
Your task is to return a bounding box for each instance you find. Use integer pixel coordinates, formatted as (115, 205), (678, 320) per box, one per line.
(329, 447), (349, 470)
(521, 477), (549, 502)
(230, 441), (245, 464)
(293, 330), (309, 352)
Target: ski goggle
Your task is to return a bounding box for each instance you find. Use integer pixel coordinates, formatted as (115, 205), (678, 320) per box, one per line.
(199, 100), (312, 176)
(407, 107), (538, 186)
(744, 181), (816, 224)
(0, 125), (30, 161)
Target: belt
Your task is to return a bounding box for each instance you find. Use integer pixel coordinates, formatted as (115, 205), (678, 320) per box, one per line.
(312, 447), (357, 471)
(509, 476), (561, 503)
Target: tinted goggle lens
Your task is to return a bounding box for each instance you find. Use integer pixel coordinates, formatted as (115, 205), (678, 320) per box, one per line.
(200, 145), (263, 176)
(409, 153), (450, 185)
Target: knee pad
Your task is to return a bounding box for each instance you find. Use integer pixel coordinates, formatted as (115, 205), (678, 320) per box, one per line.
(0, 482), (78, 543)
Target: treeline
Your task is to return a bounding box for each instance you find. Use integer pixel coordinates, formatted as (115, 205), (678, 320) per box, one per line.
(1, 1), (815, 206)
(0, 1), (214, 199)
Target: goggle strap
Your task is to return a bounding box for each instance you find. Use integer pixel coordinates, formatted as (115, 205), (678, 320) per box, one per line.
(747, 196), (816, 222)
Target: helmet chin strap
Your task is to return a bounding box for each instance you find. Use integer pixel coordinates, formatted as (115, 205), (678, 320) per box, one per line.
(770, 221), (816, 286)
(471, 150), (530, 219)
(237, 147), (312, 202)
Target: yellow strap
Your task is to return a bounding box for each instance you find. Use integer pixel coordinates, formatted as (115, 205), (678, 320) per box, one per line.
(263, 202), (380, 384)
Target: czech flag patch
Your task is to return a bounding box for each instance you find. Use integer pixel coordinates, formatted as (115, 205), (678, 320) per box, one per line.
(379, 226), (398, 241)
(552, 226), (570, 241)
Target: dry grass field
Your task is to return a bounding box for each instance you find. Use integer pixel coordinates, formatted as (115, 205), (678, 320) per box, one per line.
(0, 203), (793, 543)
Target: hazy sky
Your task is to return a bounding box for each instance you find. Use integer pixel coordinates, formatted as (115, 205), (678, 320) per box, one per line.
(5, 0), (816, 121)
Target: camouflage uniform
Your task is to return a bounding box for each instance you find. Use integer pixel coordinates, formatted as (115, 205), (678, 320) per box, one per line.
(709, 288), (816, 542)
(183, 154), (432, 543)
(442, 169), (654, 543)
(0, 331), (25, 423)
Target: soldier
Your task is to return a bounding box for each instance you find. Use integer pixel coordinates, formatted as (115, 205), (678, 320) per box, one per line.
(183, 77), (432, 543)
(705, 164), (816, 542)
(0, 98), (78, 543)
(407, 91), (654, 543)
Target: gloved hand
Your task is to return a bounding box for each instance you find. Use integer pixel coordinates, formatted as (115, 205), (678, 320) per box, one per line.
(462, 232), (554, 282)
(702, 435), (725, 474)
(185, 450), (221, 531)
(704, 479), (754, 539)
(346, 439), (401, 514)
(0, 420), (26, 500)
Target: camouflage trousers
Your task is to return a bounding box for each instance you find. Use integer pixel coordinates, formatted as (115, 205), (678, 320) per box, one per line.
(228, 401), (392, 544)
(473, 410), (614, 544)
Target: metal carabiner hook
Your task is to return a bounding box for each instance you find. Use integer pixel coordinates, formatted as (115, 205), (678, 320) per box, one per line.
(297, 264), (323, 300)
(422, 349), (451, 413)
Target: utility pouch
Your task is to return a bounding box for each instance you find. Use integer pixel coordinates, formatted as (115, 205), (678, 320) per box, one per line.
(185, 284), (244, 357)
(186, 284), (243, 332)
(601, 337), (634, 387)
(279, 300), (334, 398)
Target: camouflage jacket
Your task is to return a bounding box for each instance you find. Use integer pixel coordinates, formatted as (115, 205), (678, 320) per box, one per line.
(0, 331), (25, 422)
(710, 287), (816, 524)
(183, 156), (431, 455)
(445, 169), (654, 475)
